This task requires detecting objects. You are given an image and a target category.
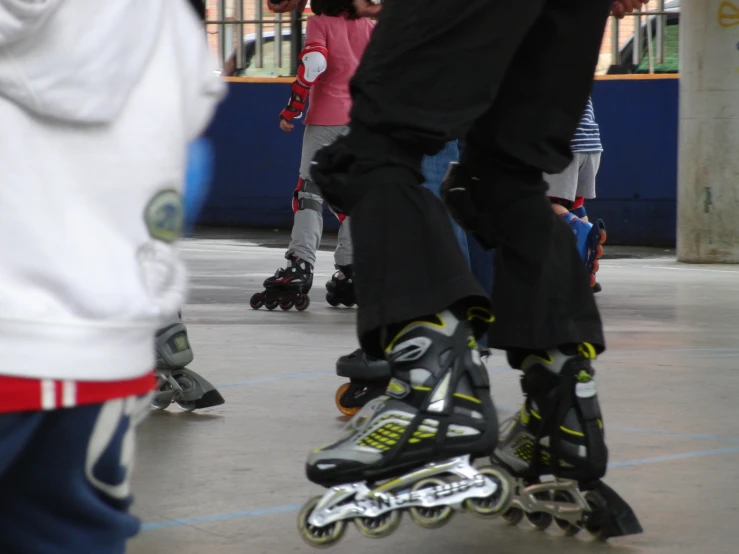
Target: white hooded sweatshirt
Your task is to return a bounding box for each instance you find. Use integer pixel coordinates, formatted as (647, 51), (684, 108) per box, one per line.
(0, 0), (225, 382)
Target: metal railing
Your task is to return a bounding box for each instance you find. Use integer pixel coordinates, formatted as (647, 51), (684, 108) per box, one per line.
(206, 1), (307, 77)
(607, 1), (680, 73)
(207, 1), (680, 78)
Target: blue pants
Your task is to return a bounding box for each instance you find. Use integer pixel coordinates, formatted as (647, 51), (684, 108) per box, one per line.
(0, 396), (149, 554)
(421, 141), (494, 296)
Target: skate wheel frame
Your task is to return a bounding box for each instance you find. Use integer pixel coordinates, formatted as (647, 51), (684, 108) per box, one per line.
(298, 496), (347, 548)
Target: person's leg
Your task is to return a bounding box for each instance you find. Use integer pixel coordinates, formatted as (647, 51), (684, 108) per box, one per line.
(0, 397), (150, 554)
(287, 125), (341, 268)
(326, 214), (357, 308)
(420, 140), (470, 267)
(442, 0), (638, 536)
(257, 125), (348, 311)
(313, 0), (550, 353)
(305, 1), (550, 502)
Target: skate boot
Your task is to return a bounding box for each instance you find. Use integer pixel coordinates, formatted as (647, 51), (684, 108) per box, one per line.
(250, 255), (313, 311)
(152, 315), (225, 412)
(561, 212), (606, 291)
(334, 346), (495, 417)
(297, 309), (512, 548)
(325, 264), (356, 308)
(334, 348), (390, 416)
(490, 346), (642, 541)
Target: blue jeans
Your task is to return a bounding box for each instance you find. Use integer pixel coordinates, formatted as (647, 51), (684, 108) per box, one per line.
(0, 396), (149, 553)
(420, 141), (470, 267)
(421, 141), (494, 296)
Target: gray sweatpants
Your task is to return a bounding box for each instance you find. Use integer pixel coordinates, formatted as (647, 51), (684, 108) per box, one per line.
(544, 151), (601, 202)
(287, 124), (352, 267)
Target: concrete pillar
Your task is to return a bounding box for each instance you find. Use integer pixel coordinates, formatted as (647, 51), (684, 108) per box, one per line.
(677, 1), (739, 262)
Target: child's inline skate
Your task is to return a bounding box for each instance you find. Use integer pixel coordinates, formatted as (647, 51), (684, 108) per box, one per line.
(298, 310), (513, 548)
(489, 346), (642, 541)
(561, 212), (606, 290)
(152, 313), (225, 412)
(334, 348), (390, 416)
(325, 264), (356, 307)
(250, 255), (313, 311)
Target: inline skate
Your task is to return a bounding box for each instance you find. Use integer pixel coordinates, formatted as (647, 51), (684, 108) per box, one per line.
(561, 212), (606, 290)
(298, 309), (513, 548)
(334, 348), (390, 416)
(490, 346), (642, 541)
(152, 313), (225, 412)
(325, 264), (356, 308)
(250, 255), (313, 311)
(334, 346), (494, 417)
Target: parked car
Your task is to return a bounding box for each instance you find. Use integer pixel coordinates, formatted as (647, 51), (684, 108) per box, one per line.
(224, 28), (304, 77)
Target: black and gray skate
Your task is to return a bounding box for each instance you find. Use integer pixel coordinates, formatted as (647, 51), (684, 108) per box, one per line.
(325, 264), (356, 308)
(490, 347), (642, 541)
(298, 309), (512, 548)
(152, 315), (225, 412)
(334, 348), (390, 416)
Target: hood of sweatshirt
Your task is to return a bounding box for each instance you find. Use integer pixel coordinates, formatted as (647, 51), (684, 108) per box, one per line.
(0, 0), (167, 124)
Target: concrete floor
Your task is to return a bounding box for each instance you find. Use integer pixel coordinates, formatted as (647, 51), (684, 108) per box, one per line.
(128, 236), (739, 554)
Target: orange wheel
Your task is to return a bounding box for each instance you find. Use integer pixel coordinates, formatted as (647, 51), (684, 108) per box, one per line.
(599, 229), (607, 244)
(589, 273), (597, 287)
(593, 259), (600, 274)
(335, 383), (360, 416)
(596, 244), (604, 259)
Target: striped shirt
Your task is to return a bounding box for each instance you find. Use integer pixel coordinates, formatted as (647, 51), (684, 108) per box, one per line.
(571, 97), (603, 154)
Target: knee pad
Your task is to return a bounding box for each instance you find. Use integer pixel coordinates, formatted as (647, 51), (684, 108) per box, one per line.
(156, 322), (194, 370)
(440, 163), (497, 249)
(292, 178), (323, 214)
(310, 126), (424, 215)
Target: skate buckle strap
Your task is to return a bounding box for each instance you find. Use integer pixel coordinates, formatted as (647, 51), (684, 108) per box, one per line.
(578, 342), (597, 360)
(386, 378), (411, 399)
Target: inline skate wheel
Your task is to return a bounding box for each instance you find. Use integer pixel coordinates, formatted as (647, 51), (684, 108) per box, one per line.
(250, 293), (265, 310)
(342, 301), (356, 308)
(265, 299), (279, 310)
(408, 478), (454, 529)
(502, 507), (524, 526)
(176, 401), (197, 412)
(280, 298), (294, 311)
(150, 396), (172, 410)
(353, 510), (402, 539)
(463, 467), (512, 519)
(525, 492), (553, 531)
(596, 243), (604, 259)
(334, 383), (360, 417)
(553, 491), (582, 536)
(325, 292), (340, 307)
(297, 496), (347, 548)
(593, 259), (600, 273)
(589, 273), (597, 288)
(582, 490), (608, 541)
(295, 295), (310, 311)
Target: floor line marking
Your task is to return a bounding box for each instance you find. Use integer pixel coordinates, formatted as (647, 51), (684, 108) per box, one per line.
(141, 446), (739, 532)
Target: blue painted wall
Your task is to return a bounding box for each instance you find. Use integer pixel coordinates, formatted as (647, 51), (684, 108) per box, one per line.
(202, 77), (679, 246)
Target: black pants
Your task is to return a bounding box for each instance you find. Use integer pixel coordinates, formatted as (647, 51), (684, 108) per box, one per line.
(312, 0), (608, 358)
